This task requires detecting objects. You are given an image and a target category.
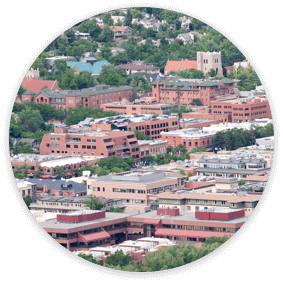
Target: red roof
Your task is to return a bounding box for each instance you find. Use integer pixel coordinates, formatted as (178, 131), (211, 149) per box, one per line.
(21, 78), (61, 92)
(193, 242), (203, 248)
(224, 66), (235, 71)
(155, 229), (234, 239)
(130, 252), (144, 262)
(165, 60), (197, 73)
(78, 231), (110, 243)
(178, 60), (198, 70)
(143, 219), (161, 225)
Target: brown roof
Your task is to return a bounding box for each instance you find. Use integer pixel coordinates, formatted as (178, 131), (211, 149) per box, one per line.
(110, 26), (130, 32)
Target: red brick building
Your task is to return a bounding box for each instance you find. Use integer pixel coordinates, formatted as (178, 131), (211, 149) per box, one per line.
(182, 109), (231, 123)
(152, 78), (236, 107)
(86, 113), (179, 140)
(40, 127), (140, 159)
(161, 128), (216, 152)
(21, 86), (134, 110)
(210, 97), (272, 123)
(40, 207), (244, 251)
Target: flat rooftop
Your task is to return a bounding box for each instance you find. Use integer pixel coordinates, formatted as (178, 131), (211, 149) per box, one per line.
(40, 212), (134, 230)
(182, 118), (219, 125)
(91, 171), (183, 184)
(160, 128), (216, 138)
(133, 210), (249, 224)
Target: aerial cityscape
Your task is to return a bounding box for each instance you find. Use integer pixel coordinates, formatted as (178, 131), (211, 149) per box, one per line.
(10, 7), (273, 272)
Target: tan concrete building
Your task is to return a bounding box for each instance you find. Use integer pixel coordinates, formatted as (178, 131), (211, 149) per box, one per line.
(197, 51), (223, 76)
(87, 170), (185, 208)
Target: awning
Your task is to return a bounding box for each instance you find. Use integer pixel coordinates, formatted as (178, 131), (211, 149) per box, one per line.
(143, 219), (161, 225)
(78, 231), (110, 243)
(155, 229), (234, 239)
(39, 174), (51, 179)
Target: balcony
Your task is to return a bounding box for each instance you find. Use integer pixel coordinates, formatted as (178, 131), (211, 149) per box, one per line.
(106, 146), (115, 151)
(117, 145), (129, 150)
(121, 154), (130, 158)
(129, 142), (138, 147)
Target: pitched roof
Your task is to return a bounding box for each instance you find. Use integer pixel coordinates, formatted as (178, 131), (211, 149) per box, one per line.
(110, 26), (131, 32)
(165, 60), (197, 73)
(21, 78), (60, 92)
(224, 66), (235, 71)
(66, 60), (110, 75)
(178, 60), (198, 70)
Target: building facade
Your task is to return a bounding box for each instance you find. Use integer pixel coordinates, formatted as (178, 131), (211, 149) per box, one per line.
(210, 97), (272, 123)
(161, 128), (216, 152)
(40, 207), (245, 251)
(21, 86), (134, 110)
(197, 51), (223, 76)
(151, 78), (235, 107)
(87, 170), (185, 206)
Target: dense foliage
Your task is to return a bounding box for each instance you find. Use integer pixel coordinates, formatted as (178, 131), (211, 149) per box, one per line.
(80, 235), (229, 272)
(212, 124), (273, 150)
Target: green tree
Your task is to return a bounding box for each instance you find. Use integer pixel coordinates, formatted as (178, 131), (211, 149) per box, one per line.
(208, 68), (217, 77)
(174, 144), (187, 155)
(25, 195), (33, 209)
(238, 180), (246, 186)
(190, 98), (202, 106)
(31, 51), (48, 77)
(109, 206), (123, 213)
(75, 71), (95, 89)
(124, 9), (132, 26)
(17, 86), (27, 99)
(56, 166), (67, 178)
(58, 68), (78, 90)
(103, 13), (114, 25)
(104, 250), (132, 267)
(130, 130), (153, 140)
(78, 253), (102, 265)
(83, 194), (105, 210)
(17, 107), (45, 133)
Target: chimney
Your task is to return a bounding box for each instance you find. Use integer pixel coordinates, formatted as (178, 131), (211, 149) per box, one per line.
(43, 184), (49, 193)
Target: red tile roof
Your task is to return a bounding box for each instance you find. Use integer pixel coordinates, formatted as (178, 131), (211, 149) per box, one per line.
(165, 59), (197, 73)
(21, 78), (61, 92)
(143, 219), (161, 225)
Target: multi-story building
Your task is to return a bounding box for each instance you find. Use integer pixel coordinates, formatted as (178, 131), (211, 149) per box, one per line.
(160, 128), (216, 152)
(157, 190), (261, 216)
(87, 170), (186, 208)
(164, 51), (223, 76)
(77, 113), (179, 140)
(151, 78), (235, 106)
(201, 119), (273, 135)
(195, 156), (269, 178)
(40, 127), (140, 159)
(115, 62), (160, 74)
(21, 85), (134, 110)
(180, 118), (222, 129)
(30, 195), (124, 213)
(44, 55), (75, 70)
(40, 207), (246, 250)
(110, 26), (132, 40)
(102, 101), (178, 115)
(197, 51), (223, 76)
(210, 96), (272, 122)
(16, 180), (37, 202)
(16, 178), (88, 198)
(11, 154), (101, 178)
